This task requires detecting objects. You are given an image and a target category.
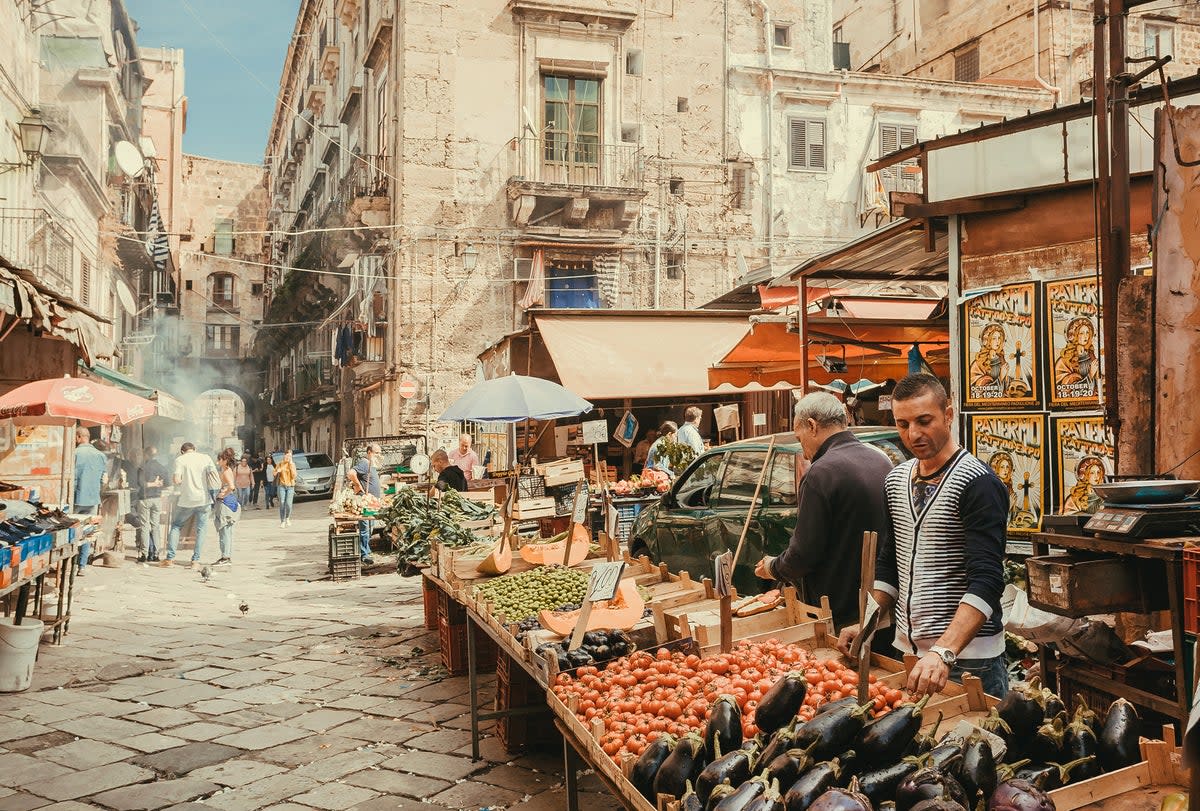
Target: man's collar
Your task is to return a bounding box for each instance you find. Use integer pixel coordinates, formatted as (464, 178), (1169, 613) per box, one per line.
(812, 429), (856, 462)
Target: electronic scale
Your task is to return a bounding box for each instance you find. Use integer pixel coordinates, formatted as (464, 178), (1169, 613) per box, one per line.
(1083, 500), (1200, 539)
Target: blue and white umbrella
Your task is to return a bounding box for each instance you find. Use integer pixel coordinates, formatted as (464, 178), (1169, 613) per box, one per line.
(438, 373), (593, 423)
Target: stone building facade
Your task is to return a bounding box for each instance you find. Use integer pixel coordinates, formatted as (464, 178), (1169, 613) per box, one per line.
(835, 0), (1200, 104)
(260, 0), (1050, 454)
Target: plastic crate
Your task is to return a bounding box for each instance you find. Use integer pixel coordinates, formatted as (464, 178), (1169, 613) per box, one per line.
(437, 618), (497, 676)
(422, 576), (440, 631)
(517, 475), (545, 500)
(496, 651), (559, 754)
(329, 529), (358, 560)
(330, 556), (361, 582)
(1057, 661), (1176, 738)
(1184, 548), (1200, 634)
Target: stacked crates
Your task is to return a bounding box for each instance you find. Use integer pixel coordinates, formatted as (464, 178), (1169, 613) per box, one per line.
(329, 526), (360, 581)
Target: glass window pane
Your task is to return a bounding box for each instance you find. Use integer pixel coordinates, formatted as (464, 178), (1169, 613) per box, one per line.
(768, 452), (797, 506)
(575, 104), (599, 135)
(714, 452), (768, 508)
(545, 101), (568, 133)
(544, 76), (568, 101)
(575, 79), (599, 102)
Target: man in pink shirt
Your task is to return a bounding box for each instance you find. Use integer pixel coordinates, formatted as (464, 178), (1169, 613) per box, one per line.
(448, 434), (480, 481)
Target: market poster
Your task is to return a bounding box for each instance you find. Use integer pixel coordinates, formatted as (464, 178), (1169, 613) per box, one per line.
(1045, 276), (1103, 407)
(1051, 414), (1114, 514)
(963, 282), (1041, 409)
(968, 413), (1047, 533)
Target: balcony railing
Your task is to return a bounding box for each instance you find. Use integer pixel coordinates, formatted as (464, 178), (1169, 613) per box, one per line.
(341, 153), (389, 199)
(511, 137), (642, 189)
(0, 208), (74, 290)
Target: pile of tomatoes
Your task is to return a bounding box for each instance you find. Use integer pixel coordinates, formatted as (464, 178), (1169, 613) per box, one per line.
(551, 640), (910, 763)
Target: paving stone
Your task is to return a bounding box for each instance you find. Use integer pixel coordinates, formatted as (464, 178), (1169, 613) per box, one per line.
(293, 749), (387, 781)
(39, 739), (137, 770)
(214, 725), (308, 751)
(402, 728), (473, 754)
(142, 684), (228, 708)
(0, 752), (72, 790)
(252, 733), (366, 767)
(377, 751), (483, 782)
(200, 773), (321, 811)
(133, 742), (244, 776)
(181, 667), (236, 681)
(1, 731), (76, 753)
(188, 699), (250, 716)
(343, 798), (426, 811)
(121, 732), (191, 753)
(0, 792), (49, 811)
(219, 685), (299, 706)
(428, 780), (523, 809)
(289, 708), (360, 732)
(321, 695), (391, 712)
(27, 763), (156, 802)
(211, 671), (275, 689)
(51, 716), (157, 742)
(37, 802), (102, 811)
(259, 660), (326, 676)
(189, 759), (288, 788)
(0, 721), (52, 744)
(327, 718), (427, 745)
(270, 674), (338, 691)
(288, 784), (378, 811)
(2, 702), (79, 726)
(121, 707), (201, 728)
(248, 702), (310, 720)
(90, 778), (222, 811)
(341, 768), (450, 798)
(172, 722), (242, 741)
(477, 763), (552, 793)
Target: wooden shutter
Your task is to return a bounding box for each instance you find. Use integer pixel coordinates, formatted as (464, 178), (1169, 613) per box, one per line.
(79, 257), (90, 306)
(807, 121), (826, 170)
(789, 119), (808, 169)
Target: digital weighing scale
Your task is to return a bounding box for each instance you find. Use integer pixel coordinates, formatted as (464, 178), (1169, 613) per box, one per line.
(1083, 500), (1200, 539)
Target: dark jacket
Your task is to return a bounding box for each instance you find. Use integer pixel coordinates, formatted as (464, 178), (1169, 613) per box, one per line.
(770, 430), (893, 629)
(138, 458), (170, 500)
(437, 465), (468, 492)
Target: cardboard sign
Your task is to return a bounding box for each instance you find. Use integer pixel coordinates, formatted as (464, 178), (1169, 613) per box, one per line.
(613, 412), (638, 448)
(714, 550), (733, 598)
(572, 480), (590, 525)
(587, 561), (625, 602)
(752, 413), (767, 427)
(878, 395), (893, 411)
(581, 419), (608, 445)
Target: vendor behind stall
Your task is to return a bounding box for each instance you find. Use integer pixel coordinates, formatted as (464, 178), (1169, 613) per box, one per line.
(645, 422), (678, 477)
(754, 392), (892, 630)
(347, 443), (382, 566)
(431, 449), (467, 492)
(838, 374), (1008, 698)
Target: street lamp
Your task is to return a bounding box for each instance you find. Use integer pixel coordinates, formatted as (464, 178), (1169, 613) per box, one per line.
(461, 243), (479, 272)
(1, 109), (50, 174)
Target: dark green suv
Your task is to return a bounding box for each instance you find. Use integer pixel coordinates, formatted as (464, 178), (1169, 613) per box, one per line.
(627, 427), (910, 596)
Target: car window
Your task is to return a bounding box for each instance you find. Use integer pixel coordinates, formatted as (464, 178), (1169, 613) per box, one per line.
(293, 454), (334, 470)
(866, 438), (909, 466)
(675, 452), (725, 508)
(767, 451), (797, 507)
(712, 451), (768, 508)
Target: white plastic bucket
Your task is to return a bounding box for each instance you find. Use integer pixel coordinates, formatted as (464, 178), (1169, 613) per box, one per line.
(0, 617), (43, 692)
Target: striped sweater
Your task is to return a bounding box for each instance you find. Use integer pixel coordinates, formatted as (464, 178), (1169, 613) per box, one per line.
(874, 449), (1008, 660)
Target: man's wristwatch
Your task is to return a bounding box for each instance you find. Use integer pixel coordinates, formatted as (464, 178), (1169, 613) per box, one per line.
(929, 645), (957, 667)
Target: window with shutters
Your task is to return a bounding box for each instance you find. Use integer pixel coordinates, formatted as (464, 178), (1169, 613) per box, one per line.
(214, 219), (234, 255)
(731, 164), (752, 210)
(79, 257), (91, 306)
(205, 324), (241, 356)
(954, 45), (980, 82)
(210, 273), (236, 308)
(878, 123), (918, 185)
(1144, 22), (1174, 58)
(788, 118), (827, 171)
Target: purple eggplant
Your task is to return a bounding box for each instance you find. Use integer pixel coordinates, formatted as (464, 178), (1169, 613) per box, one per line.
(680, 781), (704, 811)
(896, 767), (968, 811)
(795, 702), (874, 761)
(979, 709), (1017, 762)
(923, 742), (966, 780)
(1037, 688), (1066, 721)
(1071, 694), (1100, 736)
(994, 760), (1030, 784)
(708, 694), (745, 759)
(1027, 714), (1066, 765)
(959, 730), (997, 805)
(1099, 697), (1141, 771)
(697, 746), (756, 805)
(808, 778), (873, 811)
(654, 732), (708, 800)
(909, 711), (945, 757)
(708, 783), (739, 811)
(744, 779), (787, 811)
(715, 775), (770, 811)
(1015, 756), (1098, 791)
(995, 682), (1044, 741)
(757, 674), (810, 735)
(988, 779), (1054, 811)
(631, 733), (677, 800)
(910, 783), (969, 811)
(1062, 717), (1101, 781)
(856, 757), (922, 805)
(758, 722), (806, 775)
(856, 693), (932, 765)
(765, 747), (819, 791)
(816, 697), (859, 716)
(783, 757), (846, 811)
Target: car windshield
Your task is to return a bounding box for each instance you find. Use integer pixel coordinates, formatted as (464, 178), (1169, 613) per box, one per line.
(275, 453), (334, 470)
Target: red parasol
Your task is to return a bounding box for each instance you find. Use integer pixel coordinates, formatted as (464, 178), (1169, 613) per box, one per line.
(0, 376), (157, 426)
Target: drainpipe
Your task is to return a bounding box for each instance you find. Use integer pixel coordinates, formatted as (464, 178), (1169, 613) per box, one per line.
(1032, 0), (1061, 99)
(755, 0), (775, 263)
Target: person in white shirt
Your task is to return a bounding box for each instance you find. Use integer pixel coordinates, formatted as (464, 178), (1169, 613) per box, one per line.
(448, 434), (480, 481)
(676, 406), (705, 455)
(162, 442), (218, 569)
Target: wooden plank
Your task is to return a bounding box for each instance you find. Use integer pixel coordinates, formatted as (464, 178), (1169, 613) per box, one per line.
(1047, 762), (1153, 810)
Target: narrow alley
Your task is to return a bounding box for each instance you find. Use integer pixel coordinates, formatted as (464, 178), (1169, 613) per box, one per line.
(0, 503), (620, 811)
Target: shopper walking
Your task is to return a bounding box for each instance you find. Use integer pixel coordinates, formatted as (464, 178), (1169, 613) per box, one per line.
(234, 454), (253, 507)
(250, 451), (265, 508)
(276, 450), (297, 527)
(72, 427), (107, 577)
(213, 447), (240, 566)
(264, 454), (277, 509)
(135, 445), (169, 562)
(346, 443), (382, 565)
(163, 443), (218, 569)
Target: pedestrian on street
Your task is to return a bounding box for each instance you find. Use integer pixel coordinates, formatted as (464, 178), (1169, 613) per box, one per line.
(163, 442), (218, 569)
(135, 445), (169, 562)
(754, 392), (893, 630)
(346, 443), (381, 566)
(250, 451), (265, 508)
(234, 454), (253, 507)
(448, 434), (480, 481)
(72, 427), (107, 577)
(213, 447), (240, 566)
(676, 406), (705, 456)
(264, 454), (277, 509)
(276, 450), (297, 527)
(837, 374), (1009, 698)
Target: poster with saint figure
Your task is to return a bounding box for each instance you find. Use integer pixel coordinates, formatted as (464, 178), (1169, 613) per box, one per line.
(968, 413), (1046, 533)
(963, 282), (1041, 408)
(1045, 277), (1103, 407)
(1051, 414), (1114, 515)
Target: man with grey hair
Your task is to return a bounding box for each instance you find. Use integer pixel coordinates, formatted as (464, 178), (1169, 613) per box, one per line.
(677, 406), (705, 455)
(754, 391), (893, 628)
(347, 443), (383, 565)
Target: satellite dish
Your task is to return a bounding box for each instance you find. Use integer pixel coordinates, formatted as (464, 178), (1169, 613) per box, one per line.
(409, 454), (430, 475)
(113, 141), (145, 178)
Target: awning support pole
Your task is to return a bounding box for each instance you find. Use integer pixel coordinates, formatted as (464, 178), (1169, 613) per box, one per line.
(798, 279), (809, 396)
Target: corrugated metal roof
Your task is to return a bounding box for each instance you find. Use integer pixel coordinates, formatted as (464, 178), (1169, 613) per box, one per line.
(772, 219), (947, 285)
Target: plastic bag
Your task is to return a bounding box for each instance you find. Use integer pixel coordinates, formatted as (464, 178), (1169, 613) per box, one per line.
(1001, 583), (1085, 643)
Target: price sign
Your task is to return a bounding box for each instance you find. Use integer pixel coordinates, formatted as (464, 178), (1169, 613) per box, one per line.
(713, 550), (733, 598)
(879, 395), (893, 411)
(587, 561), (625, 602)
(572, 480), (590, 525)
(581, 419), (608, 445)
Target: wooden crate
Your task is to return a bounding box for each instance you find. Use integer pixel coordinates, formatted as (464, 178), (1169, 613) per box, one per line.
(1047, 732), (1185, 811)
(538, 458), (586, 487)
(513, 496), (557, 520)
(1026, 554), (1161, 617)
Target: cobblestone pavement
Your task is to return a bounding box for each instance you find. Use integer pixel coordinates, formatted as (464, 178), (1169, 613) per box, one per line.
(0, 499), (621, 811)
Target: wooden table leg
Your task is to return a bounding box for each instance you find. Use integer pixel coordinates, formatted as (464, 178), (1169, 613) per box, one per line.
(467, 614), (481, 761)
(12, 582), (31, 625)
(564, 735), (581, 811)
(1165, 558), (1189, 719)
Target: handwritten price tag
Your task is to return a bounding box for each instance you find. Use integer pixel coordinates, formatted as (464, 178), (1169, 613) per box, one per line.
(587, 561), (625, 602)
(572, 481), (590, 525)
(582, 419), (608, 445)
(714, 550), (733, 598)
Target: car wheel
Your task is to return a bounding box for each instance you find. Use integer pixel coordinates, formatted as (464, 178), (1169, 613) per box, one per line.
(629, 539), (650, 562)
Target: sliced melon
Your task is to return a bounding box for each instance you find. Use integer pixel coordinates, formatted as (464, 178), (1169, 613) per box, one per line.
(518, 524), (590, 566)
(476, 536), (513, 575)
(538, 579), (645, 636)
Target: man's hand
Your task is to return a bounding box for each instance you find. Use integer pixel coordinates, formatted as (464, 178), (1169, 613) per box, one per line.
(907, 651), (951, 697)
(836, 624), (860, 660)
(754, 557), (775, 580)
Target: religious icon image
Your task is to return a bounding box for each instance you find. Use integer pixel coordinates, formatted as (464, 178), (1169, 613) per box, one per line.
(1052, 415), (1114, 514)
(1045, 277), (1104, 407)
(963, 282), (1041, 408)
(970, 413), (1046, 533)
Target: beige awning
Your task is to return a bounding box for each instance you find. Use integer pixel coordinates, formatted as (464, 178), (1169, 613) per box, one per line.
(533, 312), (750, 399)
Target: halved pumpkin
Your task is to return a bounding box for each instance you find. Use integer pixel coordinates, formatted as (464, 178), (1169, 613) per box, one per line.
(538, 579), (645, 636)
(476, 536), (513, 575)
(518, 524), (590, 566)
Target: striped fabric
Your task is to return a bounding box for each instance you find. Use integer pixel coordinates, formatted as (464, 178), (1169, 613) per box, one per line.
(879, 450), (1006, 660)
(148, 198), (170, 271)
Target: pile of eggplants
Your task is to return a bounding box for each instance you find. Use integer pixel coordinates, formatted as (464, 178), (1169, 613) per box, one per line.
(628, 674), (1146, 811)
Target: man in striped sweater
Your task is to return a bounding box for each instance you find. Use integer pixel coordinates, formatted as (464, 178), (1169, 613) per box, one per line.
(838, 374), (1009, 698)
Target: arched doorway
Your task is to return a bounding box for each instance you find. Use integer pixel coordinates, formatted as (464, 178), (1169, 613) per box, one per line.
(196, 388), (247, 452)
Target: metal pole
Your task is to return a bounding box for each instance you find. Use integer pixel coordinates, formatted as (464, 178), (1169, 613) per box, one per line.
(1104, 0), (1129, 450)
(948, 215), (963, 441)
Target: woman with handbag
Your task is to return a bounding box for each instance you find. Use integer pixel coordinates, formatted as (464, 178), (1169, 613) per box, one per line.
(276, 450), (298, 528)
(214, 447), (241, 566)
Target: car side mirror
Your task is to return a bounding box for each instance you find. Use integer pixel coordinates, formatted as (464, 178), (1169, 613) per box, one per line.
(661, 491), (677, 508)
